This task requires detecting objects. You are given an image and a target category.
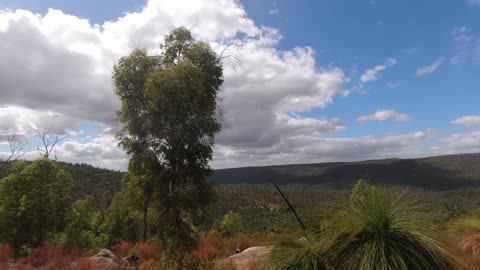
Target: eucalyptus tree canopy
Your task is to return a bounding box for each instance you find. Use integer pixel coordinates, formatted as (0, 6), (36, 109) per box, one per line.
(113, 27), (223, 267)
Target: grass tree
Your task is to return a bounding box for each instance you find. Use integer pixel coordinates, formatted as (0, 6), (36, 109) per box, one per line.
(328, 181), (459, 270)
(265, 180), (459, 270)
(265, 236), (331, 270)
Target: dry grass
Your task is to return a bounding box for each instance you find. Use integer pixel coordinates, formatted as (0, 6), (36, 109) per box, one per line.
(460, 233), (480, 257)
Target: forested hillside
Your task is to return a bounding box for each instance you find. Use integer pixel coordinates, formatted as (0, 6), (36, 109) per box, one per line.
(1, 153), (479, 203)
(0, 161), (123, 199)
(211, 153), (480, 189)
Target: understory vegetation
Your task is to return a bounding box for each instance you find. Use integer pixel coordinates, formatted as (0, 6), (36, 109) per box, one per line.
(1, 160), (480, 269)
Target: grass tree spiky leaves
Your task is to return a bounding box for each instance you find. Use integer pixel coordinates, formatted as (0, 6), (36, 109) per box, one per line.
(328, 181), (459, 270)
(265, 236), (331, 270)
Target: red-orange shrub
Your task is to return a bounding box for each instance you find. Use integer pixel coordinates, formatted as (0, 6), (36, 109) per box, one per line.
(0, 245), (12, 262)
(73, 259), (96, 270)
(135, 243), (161, 260)
(111, 240), (133, 257)
(15, 242), (77, 269)
(192, 240), (218, 259)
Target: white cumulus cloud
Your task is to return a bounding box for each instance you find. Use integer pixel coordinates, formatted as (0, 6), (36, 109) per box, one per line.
(452, 115), (480, 129)
(0, 0), (472, 170)
(0, 0), (351, 169)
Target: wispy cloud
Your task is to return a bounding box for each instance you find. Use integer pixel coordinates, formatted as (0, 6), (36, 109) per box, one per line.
(450, 26), (479, 66)
(268, 1), (279, 15)
(386, 81), (401, 88)
(416, 57), (445, 77)
(357, 110), (411, 123)
(467, 0), (480, 6)
(360, 58), (398, 83)
(268, 8), (279, 14)
(402, 48), (418, 55)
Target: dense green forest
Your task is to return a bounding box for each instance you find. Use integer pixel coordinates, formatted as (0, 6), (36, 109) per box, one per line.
(2, 153), (480, 204)
(4, 155), (480, 236)
(0, 161), (122, 200)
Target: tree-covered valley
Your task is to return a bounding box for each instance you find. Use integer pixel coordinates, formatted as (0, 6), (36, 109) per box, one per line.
(3, 153), (480, 269)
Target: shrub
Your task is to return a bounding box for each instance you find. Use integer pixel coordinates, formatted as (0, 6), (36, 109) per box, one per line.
(74, 259), (97, 270)
(219, 211), (244, 238)
(460, 233), (480, 257)
(184, 254), (213, 270)
(136, 242), (161, 260)
(111, 240), (133, 257)
(265, 237), (330, 270)
(16, 242), (75, 269)
(0, 244), (13, 262)
(138, 256), (173, 270)
(454, 212), (480, 267)
(328, 182), (459, 270)
(192, 240), (218, 260)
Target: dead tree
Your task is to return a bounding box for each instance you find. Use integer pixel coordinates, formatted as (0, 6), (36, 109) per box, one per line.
(1, 133), (27, 163)
(30, 126), (66, 159)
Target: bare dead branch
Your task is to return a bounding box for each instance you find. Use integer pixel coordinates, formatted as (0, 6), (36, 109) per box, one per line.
(217, 40), (245, 72)
(29, 124), (66, 159)
(272, 180), (312, 242)
(2, 133), (27, 163)
(218, 41), (236, 60)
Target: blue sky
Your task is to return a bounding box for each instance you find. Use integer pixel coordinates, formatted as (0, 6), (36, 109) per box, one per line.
(245, 0), (478, 138)
(240, 0), (480, 137)
(0, 0), (479, 169)
(0, 0), (145, 24)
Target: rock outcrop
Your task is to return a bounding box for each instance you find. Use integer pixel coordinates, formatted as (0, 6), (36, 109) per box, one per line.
(216, 246), (273, 270)
(70, 249), (123, 270)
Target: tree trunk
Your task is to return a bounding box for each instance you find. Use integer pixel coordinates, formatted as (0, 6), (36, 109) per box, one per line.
(142, 204), (148, 243)
(176, 251), (185, 270)
(177, 251), (185, 270)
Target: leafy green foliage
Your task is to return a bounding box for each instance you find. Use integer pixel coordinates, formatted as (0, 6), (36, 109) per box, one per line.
(61, 195), (119, 250)
(62, 196), (98, 250)
(0, 161), (122, 201)
(102, 191), (143, 245)
(219, 211), (244, 238)
(0, 159), (73, 256)
(113, 27), (222, 268)
(122, 151), (162, 242)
